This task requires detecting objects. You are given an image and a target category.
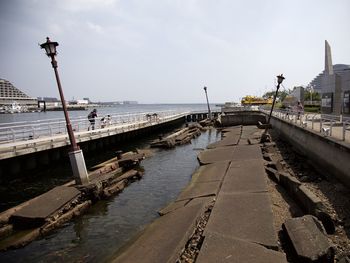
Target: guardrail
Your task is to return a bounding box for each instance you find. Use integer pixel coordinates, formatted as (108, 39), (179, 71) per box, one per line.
(0, 112), (189, 159)
(262, 108), (350, 141)
(0, 110), (188, 144)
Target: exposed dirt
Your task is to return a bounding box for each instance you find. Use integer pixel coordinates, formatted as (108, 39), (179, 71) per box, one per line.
(265, 130), (350, 261)
(176, 202), (215, 263)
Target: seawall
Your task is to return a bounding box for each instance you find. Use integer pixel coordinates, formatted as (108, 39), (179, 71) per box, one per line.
(270, 116), (350, 188)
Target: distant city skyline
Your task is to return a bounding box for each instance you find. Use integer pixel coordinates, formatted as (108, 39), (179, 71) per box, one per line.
(1, 0), (350, 103)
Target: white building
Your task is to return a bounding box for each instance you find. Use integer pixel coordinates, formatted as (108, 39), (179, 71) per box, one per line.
(0, 78), (37, 107)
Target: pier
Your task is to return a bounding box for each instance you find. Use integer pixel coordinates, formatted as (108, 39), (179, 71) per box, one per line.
(0, 110), (220, 176)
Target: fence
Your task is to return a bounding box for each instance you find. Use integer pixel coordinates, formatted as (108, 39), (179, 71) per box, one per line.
(0, 110), (187, 144)
(264, 108), (350, 141)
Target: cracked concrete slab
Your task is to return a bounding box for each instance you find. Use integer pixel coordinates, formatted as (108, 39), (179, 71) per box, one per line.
(114, 203), (205, 263)
(194, 161), (230, 183)
(221, 159), (268, 194)
(197, 146), (236, 164)
(158, 196), (214, 216)
(197, 232), (287, 263)
(231, 144), (262, 161)
(176, 181), (220, 201)
(207, 136), (240, 149)
(204, 192), (278, 249)
(158, 199), (188, 216)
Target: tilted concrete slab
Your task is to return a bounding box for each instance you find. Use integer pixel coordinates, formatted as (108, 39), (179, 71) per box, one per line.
(221, 126), (242, 134)
(113, 203), (205, 263)
(241, 125), (261, 137)
(197, 146), (236, 164)
(195, 161), (230, 183)
(197, 232), (287, 263)
(158, 196), (213, 216)
(204, 192), (278, 249)
(176, 181), (220, 201)
(207, 136), (240, 149)
(11, 186), (81, 226)
(221, 159), (268, 194)
(158, 199), (188, 216)
(231, 144), (262, 161)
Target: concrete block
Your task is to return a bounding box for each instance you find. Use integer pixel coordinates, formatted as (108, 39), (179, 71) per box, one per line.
(279, 172), (301, 195)
(265, 166), (280, 183)
(283, 215), (334, 262)
(296, 185), (335, 234)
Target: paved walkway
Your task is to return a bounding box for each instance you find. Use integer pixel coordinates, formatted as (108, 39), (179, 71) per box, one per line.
(113, 126), (287, 263)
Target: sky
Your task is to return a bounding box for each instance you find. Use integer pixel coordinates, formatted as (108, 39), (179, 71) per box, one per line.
(0, 0), (349, 104)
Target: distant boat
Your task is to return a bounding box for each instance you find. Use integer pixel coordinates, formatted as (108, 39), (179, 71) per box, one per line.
(4, 101), (26, 114)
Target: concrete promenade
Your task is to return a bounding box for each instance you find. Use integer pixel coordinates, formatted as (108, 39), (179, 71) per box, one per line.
(0, 113), (185, 160)
(113, 126), (287, 263)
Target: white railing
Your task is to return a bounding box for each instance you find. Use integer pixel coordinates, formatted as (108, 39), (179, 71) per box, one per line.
(261, 108), (350, 141)
(0, 110), (186, 144)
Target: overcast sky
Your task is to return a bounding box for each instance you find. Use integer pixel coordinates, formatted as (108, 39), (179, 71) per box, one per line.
(0, 0), (349, 103)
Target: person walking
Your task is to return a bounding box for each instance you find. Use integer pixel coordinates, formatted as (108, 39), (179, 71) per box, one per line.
(88, 109), (97, 130)
(297, 101), (303, 120)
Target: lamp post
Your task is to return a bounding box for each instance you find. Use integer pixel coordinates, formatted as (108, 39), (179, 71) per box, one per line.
(40, 37), (89, 185)
(260, 74), (285, 143)
(267, 74), (285, 124)
(203, 86), (212, 120)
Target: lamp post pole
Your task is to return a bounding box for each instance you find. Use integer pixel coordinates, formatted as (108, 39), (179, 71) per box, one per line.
(267, 74), (285, 124)
(40, 37), (89, 185)
(260, 74), (285, 143)
(51, 56), (79, 151)
(203, 86), (212, 120)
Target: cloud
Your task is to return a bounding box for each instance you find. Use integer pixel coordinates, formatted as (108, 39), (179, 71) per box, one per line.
(87, 22), (103, 34)
(57, 0), (118, 12)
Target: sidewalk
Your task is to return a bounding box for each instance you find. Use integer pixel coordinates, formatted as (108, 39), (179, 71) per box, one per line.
(113, 126), (287, 263)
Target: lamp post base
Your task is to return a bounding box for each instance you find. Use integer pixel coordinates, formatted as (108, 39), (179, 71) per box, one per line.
(68, 149), (89, 185)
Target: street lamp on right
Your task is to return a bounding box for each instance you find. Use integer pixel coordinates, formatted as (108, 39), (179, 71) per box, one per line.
(261, 74), (285, 143)
(203, 86), (212, 120)
(267, 74), (285, 124)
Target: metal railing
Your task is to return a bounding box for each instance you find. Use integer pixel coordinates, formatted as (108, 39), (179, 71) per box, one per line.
(261, 108), (350, 141)
(0, 110), (188, 144)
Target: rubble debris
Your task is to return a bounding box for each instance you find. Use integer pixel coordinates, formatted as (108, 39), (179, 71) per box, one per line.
(0, 150), (145, 251)
(151, 125), (202, 148)
(283, 215), (334, 263)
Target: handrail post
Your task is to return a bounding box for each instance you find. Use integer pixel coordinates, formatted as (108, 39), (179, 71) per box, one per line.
(11, 128), (15, 142)
(330, 120), (333, 136)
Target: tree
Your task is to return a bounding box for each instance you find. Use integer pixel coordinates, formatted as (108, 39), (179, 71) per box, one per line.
(262, 89), (291, 101)
(304, 90), (320, 101)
